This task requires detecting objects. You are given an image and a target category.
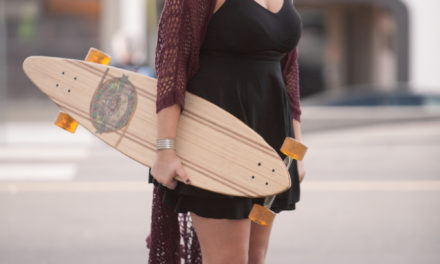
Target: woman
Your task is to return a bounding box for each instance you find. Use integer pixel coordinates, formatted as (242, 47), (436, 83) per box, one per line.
(148, 0), (305, 263)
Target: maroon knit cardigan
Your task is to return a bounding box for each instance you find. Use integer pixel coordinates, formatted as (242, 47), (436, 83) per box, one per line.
(147, 0), (302, 263)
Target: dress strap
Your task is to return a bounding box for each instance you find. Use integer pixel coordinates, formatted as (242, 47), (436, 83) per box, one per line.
(212, 0), (233, 17)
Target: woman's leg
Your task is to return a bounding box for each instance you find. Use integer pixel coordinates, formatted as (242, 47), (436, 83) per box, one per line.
(190, 212), (251, 264)
(248, 220), (274, 264)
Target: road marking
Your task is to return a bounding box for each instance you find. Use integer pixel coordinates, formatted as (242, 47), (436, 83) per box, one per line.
(0, 181), (152, 193)
(0, 146), (89, 160)
(0, 163), (77, 181)
(302, 180), (440, 191)
(0, 180), (439, 193)
(0, 122), (93, 144)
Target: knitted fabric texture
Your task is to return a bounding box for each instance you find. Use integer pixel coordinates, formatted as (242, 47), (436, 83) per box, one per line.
(147, 186), (202, 263)
(148, 0), (302, 263)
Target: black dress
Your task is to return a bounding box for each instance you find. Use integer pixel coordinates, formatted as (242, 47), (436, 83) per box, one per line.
(149, 0), (303, 219)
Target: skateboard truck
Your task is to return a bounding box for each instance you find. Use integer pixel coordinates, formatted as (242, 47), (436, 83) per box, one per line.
(248, 137), (308, 226)
(54, 48), (111, 133)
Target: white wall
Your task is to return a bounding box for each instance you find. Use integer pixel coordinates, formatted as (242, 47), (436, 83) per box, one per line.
(402, 0), (440, 91)
(100, 0), (147, 65)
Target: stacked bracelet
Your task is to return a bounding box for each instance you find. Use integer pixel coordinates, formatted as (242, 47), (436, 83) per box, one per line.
(156, 138), (176, 150)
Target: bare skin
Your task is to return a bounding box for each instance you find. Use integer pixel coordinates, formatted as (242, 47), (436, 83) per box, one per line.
(151, 1), (306, 263)
(213, 0), (286, 15)
(190, 213), (251, 264)
(150, 104), (190, 190)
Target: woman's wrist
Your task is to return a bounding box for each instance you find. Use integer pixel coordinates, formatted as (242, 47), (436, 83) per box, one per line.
(156, 137), (177, 157)
(156, 138), (176, 150)
(157, 148), (176, 156)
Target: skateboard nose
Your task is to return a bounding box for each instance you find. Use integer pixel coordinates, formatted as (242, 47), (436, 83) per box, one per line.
(23, 56), (38, 76)
(23, 56), (75, 98)
(23, 56), (60, 96)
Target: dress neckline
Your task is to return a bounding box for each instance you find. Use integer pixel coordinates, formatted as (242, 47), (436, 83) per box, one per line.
(249, 0), (287, 16)
(211, 0), (287, 18)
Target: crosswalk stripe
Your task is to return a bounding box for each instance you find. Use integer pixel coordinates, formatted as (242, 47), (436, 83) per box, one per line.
(0, 181), (151, 193)
(0, 146), (89, 160)
(0, 163), (77, 181)
(302, 180), (440, 191)
(0, 122), (93, 145)
(0, 180), (439, 193)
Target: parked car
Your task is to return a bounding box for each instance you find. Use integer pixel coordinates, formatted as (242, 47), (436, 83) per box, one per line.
(302, 84), (440, 106)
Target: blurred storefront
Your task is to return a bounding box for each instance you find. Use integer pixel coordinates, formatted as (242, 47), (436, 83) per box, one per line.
(1, 0), (151, 102)
(296, 0), (440, 100)
(296, 0), (409, 97)
(2, 0), (101, 100)
(0, 0), (439, 104)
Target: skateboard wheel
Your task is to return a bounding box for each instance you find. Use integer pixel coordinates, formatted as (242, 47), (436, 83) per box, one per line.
(280, 137), (307, 161)
(54, 112), (78, 133)
(85, 47), (111, 65)
(248, 204), (276, 227)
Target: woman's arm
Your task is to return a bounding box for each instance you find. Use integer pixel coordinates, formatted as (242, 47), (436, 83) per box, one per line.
(292, 118), (302, 141)
(151, 0), (194, 189)
(281, 47), (301, 122)
(281, 47), (306, 182)
(157, 104), (181, 139)
(292, 118), (305, 183)
(151, 104), (191, 190)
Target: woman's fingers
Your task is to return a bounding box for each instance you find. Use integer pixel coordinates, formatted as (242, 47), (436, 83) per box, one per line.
(150, 152), (190, 190)
(176, 165), (191, 184)
(163, 165), (190, 190)
(164, 179), (177, 190)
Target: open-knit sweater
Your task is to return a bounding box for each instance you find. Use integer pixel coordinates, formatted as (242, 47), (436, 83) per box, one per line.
(147, 0), (302, 263)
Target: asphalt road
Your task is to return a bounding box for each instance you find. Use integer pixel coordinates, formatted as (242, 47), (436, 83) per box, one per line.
(1, 106), (439, 264)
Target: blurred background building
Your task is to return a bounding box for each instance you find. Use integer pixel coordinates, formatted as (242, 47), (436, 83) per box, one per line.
(1, 0), (440, 107)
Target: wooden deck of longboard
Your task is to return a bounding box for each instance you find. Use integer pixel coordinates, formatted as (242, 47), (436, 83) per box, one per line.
(23, 56), (291, 197)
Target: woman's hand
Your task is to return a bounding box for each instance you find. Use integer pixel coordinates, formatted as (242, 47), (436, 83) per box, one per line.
(150, 149), (191, 190)
(297, 159), (306, 183)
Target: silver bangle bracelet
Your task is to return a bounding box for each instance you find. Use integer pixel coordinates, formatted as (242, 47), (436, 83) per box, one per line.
(156, 138), (176, 150)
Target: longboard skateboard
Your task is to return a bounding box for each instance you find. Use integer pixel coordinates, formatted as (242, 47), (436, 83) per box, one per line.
(23, 48), (307, 224)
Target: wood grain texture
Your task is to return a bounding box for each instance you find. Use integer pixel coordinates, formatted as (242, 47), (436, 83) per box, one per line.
(23, 56), (291, 197)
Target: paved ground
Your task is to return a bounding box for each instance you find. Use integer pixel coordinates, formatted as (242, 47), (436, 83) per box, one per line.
(1, 103), (440, 263)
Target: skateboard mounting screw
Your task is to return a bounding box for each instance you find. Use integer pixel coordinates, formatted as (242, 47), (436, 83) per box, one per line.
(251, 175), (255, 179)
(258, 162), (261, 166)
(56, 83), (59, 87)
(74, 77), (77, 80)
(272, 169), (275, 172)
(68, 89), (71, 93)
(265, 182), (269, 186)
(62, 72), (65, 75)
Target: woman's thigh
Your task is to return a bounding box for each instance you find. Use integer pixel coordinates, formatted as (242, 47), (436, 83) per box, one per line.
(248, 220), (274, 263)
(190, 212), (251, 264)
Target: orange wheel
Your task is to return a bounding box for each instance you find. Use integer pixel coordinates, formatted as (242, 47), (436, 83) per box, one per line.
(248, 204), (276, 227)
(85, 47), (111, 65)
(280, 137), (307, 161)
(54, 112), (78, 133)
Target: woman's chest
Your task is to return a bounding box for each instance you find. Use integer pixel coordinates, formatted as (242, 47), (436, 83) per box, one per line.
(202, 0), (302, 52)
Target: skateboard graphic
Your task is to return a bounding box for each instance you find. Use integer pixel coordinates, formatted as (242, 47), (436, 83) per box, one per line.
(23, 48), (307, 226)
